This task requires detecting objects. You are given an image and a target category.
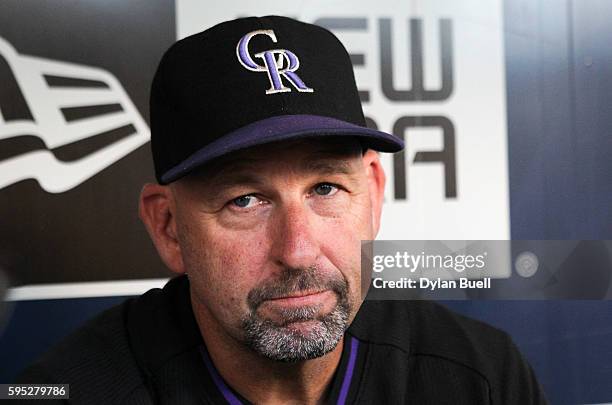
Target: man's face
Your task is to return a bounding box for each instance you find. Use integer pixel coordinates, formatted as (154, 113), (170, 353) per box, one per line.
(167, 137), (384, 362)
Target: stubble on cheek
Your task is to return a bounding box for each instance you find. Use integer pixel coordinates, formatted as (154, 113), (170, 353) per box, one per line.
(175, 215), (249, 330)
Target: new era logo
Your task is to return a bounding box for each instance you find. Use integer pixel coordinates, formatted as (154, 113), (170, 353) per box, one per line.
(0, 36), (150, 193)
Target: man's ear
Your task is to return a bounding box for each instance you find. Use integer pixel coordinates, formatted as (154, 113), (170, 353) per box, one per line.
(138, 183), (185, 275)
(362, 150), (386, 238)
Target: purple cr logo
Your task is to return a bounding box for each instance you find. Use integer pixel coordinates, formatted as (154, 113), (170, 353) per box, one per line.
(236, 29), (314, 94)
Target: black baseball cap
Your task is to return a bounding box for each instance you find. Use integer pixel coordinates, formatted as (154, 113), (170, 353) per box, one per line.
(150, 15), (404, 184)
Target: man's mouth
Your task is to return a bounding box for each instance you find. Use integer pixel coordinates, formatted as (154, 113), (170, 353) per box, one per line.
(264, 289), (335, 307)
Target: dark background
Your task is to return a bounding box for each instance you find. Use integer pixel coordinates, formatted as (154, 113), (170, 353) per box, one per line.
(0, 0), (175, 284)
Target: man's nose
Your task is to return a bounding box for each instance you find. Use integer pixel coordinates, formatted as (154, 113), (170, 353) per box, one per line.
(271, 201), (320, 270)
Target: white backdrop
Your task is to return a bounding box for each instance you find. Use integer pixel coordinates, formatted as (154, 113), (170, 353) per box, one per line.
(177, 0), (510, 240)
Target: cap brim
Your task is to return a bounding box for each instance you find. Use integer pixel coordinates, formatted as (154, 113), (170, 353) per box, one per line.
(160, 114), (405, 184)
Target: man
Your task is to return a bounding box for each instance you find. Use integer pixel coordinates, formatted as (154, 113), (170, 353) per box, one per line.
(17, 16), (547, 404)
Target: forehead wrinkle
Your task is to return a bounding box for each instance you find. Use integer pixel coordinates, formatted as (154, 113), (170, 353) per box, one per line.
(298, 144), (363, 179)
(300, 158), (356, 177)
(205, 158), (357, 191)
(208, 172), (266, 190)
(184, 156), (266, 188)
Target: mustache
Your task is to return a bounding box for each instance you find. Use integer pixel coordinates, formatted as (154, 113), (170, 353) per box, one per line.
(247, 266), (348, 310)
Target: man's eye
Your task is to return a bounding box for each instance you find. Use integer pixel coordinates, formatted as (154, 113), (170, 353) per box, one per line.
(231, 195), (259, 208)
(313, 183), (339, 196)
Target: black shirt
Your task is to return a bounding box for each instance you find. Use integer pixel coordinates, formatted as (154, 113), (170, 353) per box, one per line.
(16, 275), (548, 404)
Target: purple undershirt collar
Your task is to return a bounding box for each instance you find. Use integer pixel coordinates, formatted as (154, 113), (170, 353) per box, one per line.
(199, 336), (360, 405)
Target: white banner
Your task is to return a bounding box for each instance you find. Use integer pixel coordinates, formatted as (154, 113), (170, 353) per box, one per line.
(177, 0), (510, 240)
